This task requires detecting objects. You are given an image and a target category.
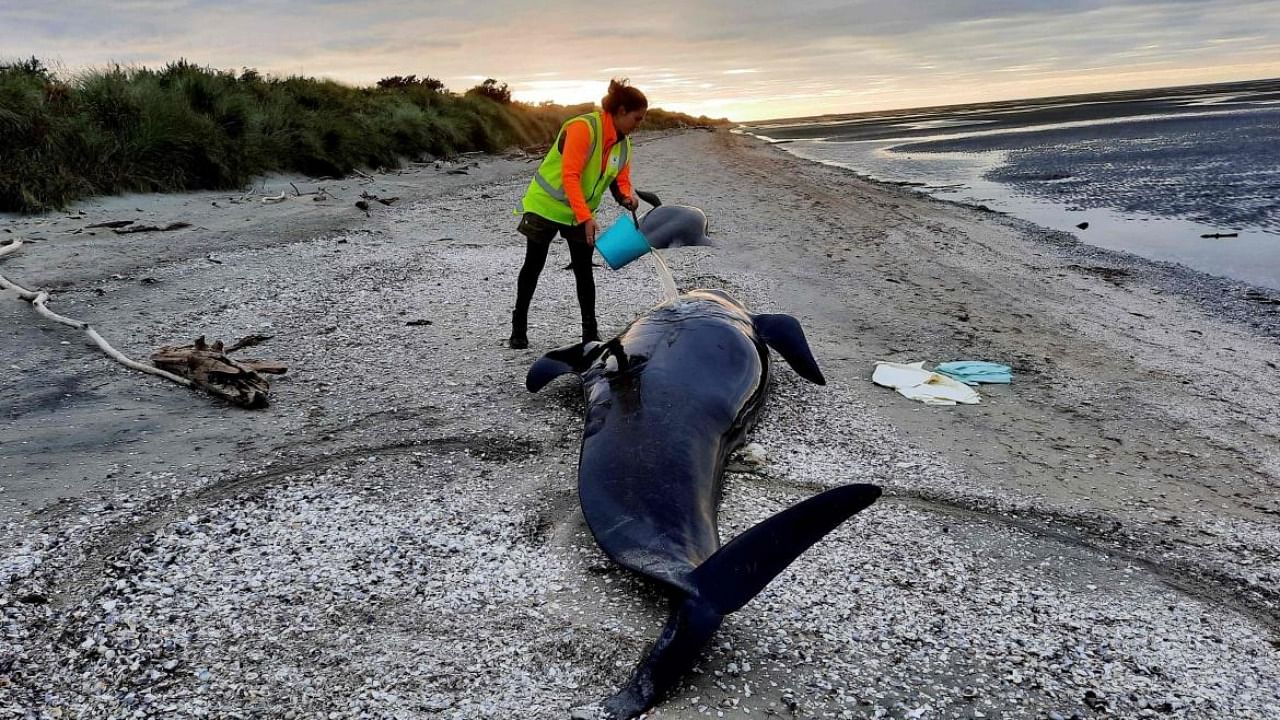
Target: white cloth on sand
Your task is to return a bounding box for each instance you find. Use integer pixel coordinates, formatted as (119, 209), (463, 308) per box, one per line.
(872, 361), (981, 405)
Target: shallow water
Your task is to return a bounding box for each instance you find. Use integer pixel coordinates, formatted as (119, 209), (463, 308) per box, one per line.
(741, 81), (1280, 290)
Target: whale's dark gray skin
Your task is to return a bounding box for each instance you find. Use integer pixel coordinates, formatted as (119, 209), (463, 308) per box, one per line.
(526, 289), (881, 719)
(639, 205), (712, 249)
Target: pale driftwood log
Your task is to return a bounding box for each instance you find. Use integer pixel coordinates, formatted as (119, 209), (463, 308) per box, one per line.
(0, 238), (193, 388)
(3, 239), (286, 407)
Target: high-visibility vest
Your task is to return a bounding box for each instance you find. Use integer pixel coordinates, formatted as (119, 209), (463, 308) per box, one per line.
(520, 111), (631, 225)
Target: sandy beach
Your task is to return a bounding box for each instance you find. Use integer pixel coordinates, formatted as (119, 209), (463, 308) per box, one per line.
(3, 129), (1279, 718)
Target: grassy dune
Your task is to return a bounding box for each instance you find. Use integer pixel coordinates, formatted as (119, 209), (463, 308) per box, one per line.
(0, 58), (725, 213)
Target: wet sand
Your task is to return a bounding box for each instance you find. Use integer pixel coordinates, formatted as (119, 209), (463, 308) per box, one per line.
(2, 130), (1279, 718)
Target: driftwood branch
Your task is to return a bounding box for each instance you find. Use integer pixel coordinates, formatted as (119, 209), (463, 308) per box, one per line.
(226, 333), (273, 352)
(112, 222), (192, 234)
(360, 191), (399, 206)
(3, 239), (287, 408)
(0, 239), (193, 387)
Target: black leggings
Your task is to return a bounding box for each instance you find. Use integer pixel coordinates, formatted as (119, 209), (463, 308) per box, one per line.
(513, 215), (596, 329)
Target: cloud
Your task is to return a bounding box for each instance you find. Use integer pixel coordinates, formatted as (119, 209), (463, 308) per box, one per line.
(2, 0), (1277, 119)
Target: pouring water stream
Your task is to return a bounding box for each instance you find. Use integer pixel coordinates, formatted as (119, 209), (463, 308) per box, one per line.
(630, 207), (678, 301)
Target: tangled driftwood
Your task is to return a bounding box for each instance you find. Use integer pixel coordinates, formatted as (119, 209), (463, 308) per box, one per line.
(152, 337), (286, 409)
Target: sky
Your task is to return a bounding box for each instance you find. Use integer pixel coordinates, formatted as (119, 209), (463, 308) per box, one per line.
(2, 0), (1278, 122)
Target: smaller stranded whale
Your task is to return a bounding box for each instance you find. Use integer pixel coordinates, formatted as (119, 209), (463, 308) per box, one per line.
(564, 197), (712, 271)
(638, 205), (712, 249)
(632, 189), (712, 249)
(527, 289), (881, 719)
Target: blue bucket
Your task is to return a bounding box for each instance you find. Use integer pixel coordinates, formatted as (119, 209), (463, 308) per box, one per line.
(595, 215), (651, 270)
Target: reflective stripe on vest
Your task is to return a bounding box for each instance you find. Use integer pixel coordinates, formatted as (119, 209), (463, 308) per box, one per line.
(533, 171), (566, 202)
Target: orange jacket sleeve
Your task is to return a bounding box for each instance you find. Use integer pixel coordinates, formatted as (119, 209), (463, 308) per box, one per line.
(559, 119), (594, 224)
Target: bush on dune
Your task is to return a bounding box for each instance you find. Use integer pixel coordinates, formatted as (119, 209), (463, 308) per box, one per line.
(0, 58), (730, 213)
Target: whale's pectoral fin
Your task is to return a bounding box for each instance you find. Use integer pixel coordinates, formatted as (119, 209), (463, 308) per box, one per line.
(753, 314), (826, 385)
(691, 483), (881, 614)
(611, 184), (662, 209)
(636, 189), (663, 208)
(525, 342), (605, 392)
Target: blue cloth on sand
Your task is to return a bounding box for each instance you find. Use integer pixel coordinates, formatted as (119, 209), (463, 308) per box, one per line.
(934, 361), (1012, 385)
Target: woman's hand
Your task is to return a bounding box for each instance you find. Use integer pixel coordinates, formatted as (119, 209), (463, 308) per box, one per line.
(584, 217), (598, 246)
(620, 194), (639, 212)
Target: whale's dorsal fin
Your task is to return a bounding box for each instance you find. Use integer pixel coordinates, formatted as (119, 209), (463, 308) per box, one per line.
(690, 483), (881, 614)
(753, 314), (826, 385)
(525, 341), (606, 392)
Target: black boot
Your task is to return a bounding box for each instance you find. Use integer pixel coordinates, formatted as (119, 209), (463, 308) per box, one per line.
(581, 319), (601, 344)
(508, 311), (529, 349)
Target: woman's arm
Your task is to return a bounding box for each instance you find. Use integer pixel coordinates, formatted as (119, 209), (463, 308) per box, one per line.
(559, 119), (594, 224)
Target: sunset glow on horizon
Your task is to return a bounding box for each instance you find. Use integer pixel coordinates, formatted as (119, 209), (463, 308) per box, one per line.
(4, 1), (1278, 122)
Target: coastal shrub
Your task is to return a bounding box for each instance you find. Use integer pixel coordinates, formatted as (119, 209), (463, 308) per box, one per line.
(0, 62), (96, 210)
(466, 78), (512, 105)
(0, 59), (728, 213)
(377, 75), (446, 94)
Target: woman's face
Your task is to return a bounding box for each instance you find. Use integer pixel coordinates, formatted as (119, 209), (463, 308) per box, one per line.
(614, 107), (647, 135)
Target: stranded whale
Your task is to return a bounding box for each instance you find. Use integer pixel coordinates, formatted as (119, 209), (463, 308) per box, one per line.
(526, 289), (881, 718)
(617, 187), (714, 249)
(638, 204), (712, 249)
(564, 200), (712, 271)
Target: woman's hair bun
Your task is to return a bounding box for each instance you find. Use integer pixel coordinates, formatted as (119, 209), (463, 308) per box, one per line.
(603, 78), (648, 113)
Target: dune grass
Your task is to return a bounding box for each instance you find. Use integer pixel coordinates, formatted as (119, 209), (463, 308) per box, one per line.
(0, 59), (726, 213)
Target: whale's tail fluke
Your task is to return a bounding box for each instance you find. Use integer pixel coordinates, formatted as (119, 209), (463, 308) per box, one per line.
(596, 483), (882, 719)
(692, 483), (881, 613)
(600, 594), (723, 720)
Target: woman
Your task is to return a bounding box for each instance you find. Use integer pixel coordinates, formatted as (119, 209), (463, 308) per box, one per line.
(508, 79), (648, 349)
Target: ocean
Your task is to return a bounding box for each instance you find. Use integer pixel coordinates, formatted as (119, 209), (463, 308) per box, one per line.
(738, 79), (1280, 291)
